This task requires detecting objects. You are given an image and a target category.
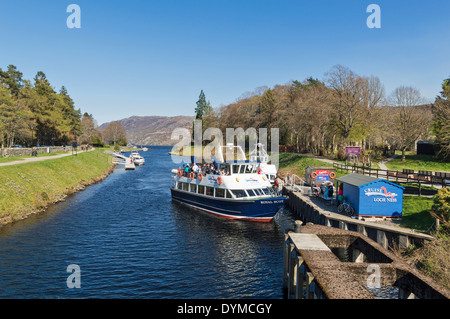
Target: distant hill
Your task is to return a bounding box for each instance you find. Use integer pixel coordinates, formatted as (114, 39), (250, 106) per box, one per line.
(99, 115), (194, 146)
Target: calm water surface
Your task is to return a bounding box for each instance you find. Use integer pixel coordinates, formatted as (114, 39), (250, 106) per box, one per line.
(0, 146), (294, 298)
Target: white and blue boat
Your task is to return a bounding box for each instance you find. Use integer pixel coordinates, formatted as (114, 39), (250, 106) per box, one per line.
(170, 145), (286, 222)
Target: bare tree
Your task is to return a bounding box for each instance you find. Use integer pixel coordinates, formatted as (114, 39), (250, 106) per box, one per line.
(388, 86), (432, 161)
(103, 121), (127, 146)
(325, 65), (367, 157)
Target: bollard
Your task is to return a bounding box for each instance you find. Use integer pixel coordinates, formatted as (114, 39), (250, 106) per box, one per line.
(294, 220), (302, 233)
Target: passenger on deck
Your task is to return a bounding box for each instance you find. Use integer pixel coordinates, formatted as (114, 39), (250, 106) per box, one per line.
(192, 163), (198, 174)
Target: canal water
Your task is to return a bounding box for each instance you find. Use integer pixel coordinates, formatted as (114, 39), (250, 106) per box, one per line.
(0, 146), (295, 298)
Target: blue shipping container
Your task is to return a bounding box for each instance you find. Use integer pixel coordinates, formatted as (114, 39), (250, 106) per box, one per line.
(336, 173), (404, 217)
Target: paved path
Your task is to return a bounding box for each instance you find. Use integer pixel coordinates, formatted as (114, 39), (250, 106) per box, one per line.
(377, 154), (398, 170)
(0, 150), (90, 167)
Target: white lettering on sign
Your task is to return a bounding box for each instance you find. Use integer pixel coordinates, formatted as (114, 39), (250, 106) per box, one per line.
(364, 186), (397, 198)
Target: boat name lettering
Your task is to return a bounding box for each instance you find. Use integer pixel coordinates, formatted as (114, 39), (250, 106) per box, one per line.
(260, 200), (283, 204)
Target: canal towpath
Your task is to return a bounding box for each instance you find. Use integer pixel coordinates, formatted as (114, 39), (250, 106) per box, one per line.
(0, 149), (92, 167)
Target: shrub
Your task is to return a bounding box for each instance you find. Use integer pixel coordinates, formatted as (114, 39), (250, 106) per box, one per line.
(430, 188), (450, 234)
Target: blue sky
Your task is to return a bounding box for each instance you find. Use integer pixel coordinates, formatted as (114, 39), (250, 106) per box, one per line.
(0, 0), (449, 125)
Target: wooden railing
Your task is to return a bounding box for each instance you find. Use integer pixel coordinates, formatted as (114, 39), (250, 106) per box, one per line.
(333, 163), (449, 193)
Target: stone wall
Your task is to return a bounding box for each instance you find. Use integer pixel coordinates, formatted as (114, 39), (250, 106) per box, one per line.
(1, 146), (72, 157)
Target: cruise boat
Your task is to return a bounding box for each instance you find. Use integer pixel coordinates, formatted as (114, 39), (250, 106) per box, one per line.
(130, 151), (145, 166)
(170, 145), (286, 222)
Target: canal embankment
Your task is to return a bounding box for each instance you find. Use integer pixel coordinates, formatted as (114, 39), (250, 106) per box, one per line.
(0, 150), (114, 226)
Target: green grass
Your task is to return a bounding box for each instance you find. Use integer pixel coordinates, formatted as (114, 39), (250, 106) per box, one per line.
(386, 154), (450, 172)
(278, 153), (340, 179)
(401, 196), (435, 232)
(0, 150), (113, 224)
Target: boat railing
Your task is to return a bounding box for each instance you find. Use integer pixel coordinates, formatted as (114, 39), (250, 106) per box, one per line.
(285, 174), (306, 192)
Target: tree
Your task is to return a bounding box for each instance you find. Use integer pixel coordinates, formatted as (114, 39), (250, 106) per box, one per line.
(103, 121), (127, 146)
(193, 90), (212, 140)
(388, 86), (431, 161)
(432, 78), (450, 160)
(0, 65), (24, 97)
(195, 90), (211, 120)
(325, 65), (368, 157)
(79, 113), (99, 144)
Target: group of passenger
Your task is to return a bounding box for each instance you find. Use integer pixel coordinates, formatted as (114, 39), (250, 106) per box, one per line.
(179, 162), (231, 178)
(312, 181), (334, 200)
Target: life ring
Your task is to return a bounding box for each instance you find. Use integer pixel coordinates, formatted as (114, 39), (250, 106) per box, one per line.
(330, 172), (336, 179)
(311, 172), (317, 179)
(217, 176), (223, 185)
(198, 173), (203, 181)
(177, 169), (182, 178)
(190, 172), (195, 179)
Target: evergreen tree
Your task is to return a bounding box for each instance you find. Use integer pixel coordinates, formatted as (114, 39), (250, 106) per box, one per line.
(432, 78), (450, 160)
(195, 90), (211, 120)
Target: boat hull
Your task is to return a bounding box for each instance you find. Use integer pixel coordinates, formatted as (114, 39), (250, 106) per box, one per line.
(170, 188), (286, 222)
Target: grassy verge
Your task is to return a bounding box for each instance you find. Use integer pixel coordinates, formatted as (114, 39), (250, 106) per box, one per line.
(278, 153), (341, 179)
(401, 196), (435, 232)
(0, 150), (113, 225)
(386, 154), (450, 172)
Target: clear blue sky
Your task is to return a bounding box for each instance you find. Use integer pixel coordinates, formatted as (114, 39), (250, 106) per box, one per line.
(0, 0), (449, 125)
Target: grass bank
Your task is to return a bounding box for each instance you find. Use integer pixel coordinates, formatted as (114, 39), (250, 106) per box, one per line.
(0, 150), (114, 226)
(278, 153), (339, 179)
(386, 154), (450, 172)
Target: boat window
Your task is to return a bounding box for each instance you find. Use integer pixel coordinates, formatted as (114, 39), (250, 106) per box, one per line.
(182, 183), (189, 191)
(215, 188), (225, 198)
(189, 184), (197, 193)
(254, 189), (263, 195)
(225, 190), (233, 198)
(206, 187), (214, 196)
(239, 165), (246, 174)
(247, 189), (256, 197)
(177, 182), (183, 190)
(231, 189), (247, 198)
(198, 185), (205, 194)
(245, 165), (252, 173)
(232, 165), (240, 174)
(262, 187), (270, 195)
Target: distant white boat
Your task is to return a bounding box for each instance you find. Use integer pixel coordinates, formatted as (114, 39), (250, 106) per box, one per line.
(130, 151), (145, 166)
(142, 147), (149, 152)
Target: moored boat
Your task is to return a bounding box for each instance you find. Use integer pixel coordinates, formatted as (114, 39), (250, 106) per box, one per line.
(130, 151), (145, 165)
(170, 145), (286, 222)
